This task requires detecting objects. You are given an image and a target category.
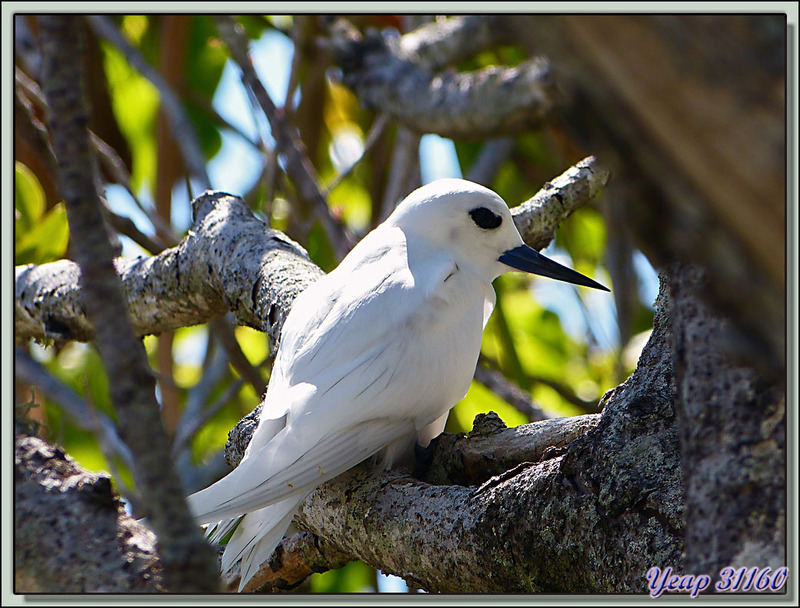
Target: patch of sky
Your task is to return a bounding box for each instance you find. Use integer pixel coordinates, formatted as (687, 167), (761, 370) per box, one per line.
(420, 134), (463, 183)
(107, 29), (295, 256)
(632, 249), (659, 308)
(531, 243), (618, 353)
(377, 571), (411, 593)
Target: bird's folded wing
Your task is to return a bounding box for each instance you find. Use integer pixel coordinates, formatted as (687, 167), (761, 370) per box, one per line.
(188, 417), (414, 524)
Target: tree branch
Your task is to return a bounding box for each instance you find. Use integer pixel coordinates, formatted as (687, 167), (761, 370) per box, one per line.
(397, 15), (513, 72)
(277, 276), (682, 594)
(14, 348), (135, 474)
(15, 192), (323, 345)
(326, 18), (560, 140)
(512, 155), (610, 251)
(38, 15), (218, 592)
(220, 273), (681, 594)
(16, 157), (605, 346)
(214, 15), (356, 261)
(15, 434), (164, 592)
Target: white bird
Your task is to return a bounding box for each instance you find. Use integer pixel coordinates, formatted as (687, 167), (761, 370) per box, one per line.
(187, 178), (608, 591)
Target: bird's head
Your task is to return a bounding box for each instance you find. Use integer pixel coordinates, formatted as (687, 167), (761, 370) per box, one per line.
(386, 178), (609, 290)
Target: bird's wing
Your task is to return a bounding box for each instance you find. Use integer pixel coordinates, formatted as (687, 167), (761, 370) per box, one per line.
(189, 228), (470, 524)
(257, 227), (463, 431)
(188, 416), (414, 524)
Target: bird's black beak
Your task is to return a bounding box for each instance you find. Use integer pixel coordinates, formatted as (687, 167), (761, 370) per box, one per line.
(499, 244), (610, 291)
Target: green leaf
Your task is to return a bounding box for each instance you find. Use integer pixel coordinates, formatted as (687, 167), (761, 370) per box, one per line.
(15, 162), (45, 234)
(15, 202), (70, 265)
(310, 560), (375, 593)
(328, 176), (371, 234)
(101, 39), (159, 194)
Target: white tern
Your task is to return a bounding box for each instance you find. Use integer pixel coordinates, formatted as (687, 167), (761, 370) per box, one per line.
(187, 178), (608, 591)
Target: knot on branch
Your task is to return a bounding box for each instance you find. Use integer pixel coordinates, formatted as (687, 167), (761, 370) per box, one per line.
(468, 411), (508, 436)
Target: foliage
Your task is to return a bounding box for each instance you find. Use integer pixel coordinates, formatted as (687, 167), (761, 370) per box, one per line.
(14, 13), (658, 593)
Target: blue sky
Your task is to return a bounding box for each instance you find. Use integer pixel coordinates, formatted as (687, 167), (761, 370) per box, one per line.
(107, 26), (658, 359)
(100, 24), (658, 593)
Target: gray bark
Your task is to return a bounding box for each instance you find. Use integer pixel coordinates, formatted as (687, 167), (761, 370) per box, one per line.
(38, 14), (219, 593)
(14, 14), (786, 596)
(15, 434), (163, 593)
(15, 158), (607, 348)
(14, 157), (615, 593)
(229, 274), (683, 593)
(502, 14), (786, 375)
(668, 263), (786, 579)
(325, 19), (560, 140)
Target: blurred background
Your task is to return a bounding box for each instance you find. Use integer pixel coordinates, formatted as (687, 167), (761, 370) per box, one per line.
(16, 14), (681, 593)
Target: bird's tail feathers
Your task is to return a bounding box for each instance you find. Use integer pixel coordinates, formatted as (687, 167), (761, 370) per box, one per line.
(221, 496), (304, 592)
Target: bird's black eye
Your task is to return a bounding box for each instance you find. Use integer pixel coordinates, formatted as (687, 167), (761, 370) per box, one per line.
(469, 207), (503, 230)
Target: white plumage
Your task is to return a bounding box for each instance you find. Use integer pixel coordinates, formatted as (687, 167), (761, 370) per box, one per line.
(187, 178), (607, 591)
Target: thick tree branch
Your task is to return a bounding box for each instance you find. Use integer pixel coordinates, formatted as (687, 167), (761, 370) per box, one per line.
(397, 15), (512, 72)
(667, 263), (785, 580)
(277, 276), (682, 594)
(221, 274), (680, 593)
(15, 434), (164, 592)
(16, 158), (606, 347)
(15, 192), (323, 346)
(38, 15), (218, 592)
(326, 18), (560, 140)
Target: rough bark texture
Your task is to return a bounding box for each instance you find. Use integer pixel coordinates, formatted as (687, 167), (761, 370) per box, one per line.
(38, 15), (219, 592)
(219, 277), (682, 594)
(14, 13), (787, 595)
(667, 263), (786, 580)
(327, 19), (560, 140)
(398, 15), (512, 72)
(15, 158), (605, 348)
(13, 157), (619, 593)
(511, 156), (610, 251)
(504, 14), (786, 374)
(277, 273), (683, 594)
(15, 192), (323, 347)
(15, 434), (164, 593)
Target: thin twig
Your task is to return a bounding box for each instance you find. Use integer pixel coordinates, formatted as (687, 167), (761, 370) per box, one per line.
(215, 15), (355, 260)
(15, 348), (135, 473)
(465, 138), (515, 185)
(87, 15), (212, 190)
(210, 315), (267, 396)
(380, 126), (421, 222)
(323, 113), (389, 197)
(473, 357), (551, 421)
(17, 64), (180, 250)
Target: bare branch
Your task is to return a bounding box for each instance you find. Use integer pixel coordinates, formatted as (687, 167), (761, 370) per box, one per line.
(86, 15), (211, 190)
(398, 15), (512, 71)
(326, 19), (560, 140)
(39, 15), (219, 592)
(214, 16), (356, 260)
(473, 358), (552, 422)
(513, 156), (611, 251)
(16, 156), (606, 349)
(15, 192), (324, 345)
(14, 347), (135, 475)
